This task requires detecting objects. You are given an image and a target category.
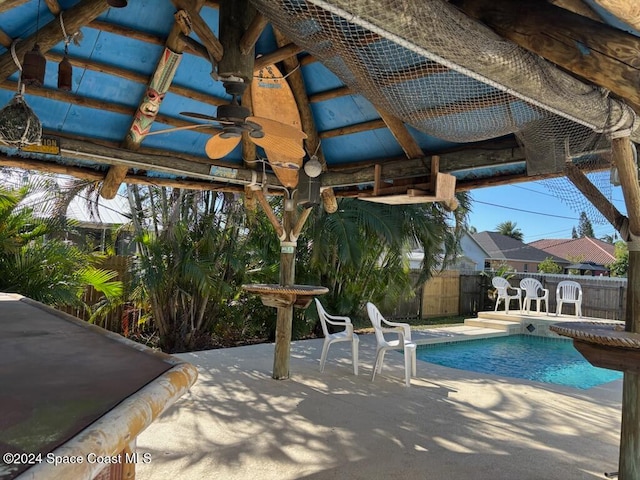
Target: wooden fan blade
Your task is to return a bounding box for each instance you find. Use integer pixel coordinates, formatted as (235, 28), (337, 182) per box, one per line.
(251, 134), (306, 159)
(205, 134), (241, 159)
(248, 116), (307, 140)
(145, 124), (223, 136)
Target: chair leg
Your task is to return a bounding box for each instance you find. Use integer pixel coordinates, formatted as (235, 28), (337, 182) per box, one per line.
(371, 348), (385, 381)
(411, 348), (417, 377)
(556, 300), (563, 316)
(319, 339), (330, 372)
(352, 336), (359, 376)
(404, 345), (416, 387)
(577, 303), (582, 318)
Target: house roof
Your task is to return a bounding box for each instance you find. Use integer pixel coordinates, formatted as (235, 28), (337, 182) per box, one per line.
(528, 237), (616, 266)
(0, 1), (638, 205)
(472, 231), (568, 264)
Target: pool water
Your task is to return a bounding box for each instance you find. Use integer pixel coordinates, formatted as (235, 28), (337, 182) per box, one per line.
(416, 335), (623, 389)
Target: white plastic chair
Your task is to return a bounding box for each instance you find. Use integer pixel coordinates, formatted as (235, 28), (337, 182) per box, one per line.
(316, 299), (359, 375)
(520, 278), (549, 315)
(491, 276), (522, 314)
(556, 280), (583, 317)
(366, 302), (417, 387)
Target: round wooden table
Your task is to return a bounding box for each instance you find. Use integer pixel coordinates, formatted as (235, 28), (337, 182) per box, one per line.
(551, 321), (640, 373)
(242, 283), (329, 309)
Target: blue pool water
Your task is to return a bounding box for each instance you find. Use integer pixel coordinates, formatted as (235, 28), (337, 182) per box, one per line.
(416, 335), (623, 389)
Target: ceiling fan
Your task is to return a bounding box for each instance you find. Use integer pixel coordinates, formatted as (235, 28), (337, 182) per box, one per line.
(147, 81), (307, 160)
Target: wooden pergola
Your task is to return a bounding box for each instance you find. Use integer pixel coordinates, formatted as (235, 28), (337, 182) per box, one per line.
(2, 0), (640, 477)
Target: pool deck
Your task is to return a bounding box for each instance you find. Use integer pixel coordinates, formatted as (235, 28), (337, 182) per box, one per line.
(136, 312), (624, 480)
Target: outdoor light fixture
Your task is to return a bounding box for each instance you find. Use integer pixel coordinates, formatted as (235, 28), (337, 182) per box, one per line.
(297, 168), (321, 208)
(303, 156), (323, 178)
(57, 53), (72, 91)
(21, 44), (46, 87)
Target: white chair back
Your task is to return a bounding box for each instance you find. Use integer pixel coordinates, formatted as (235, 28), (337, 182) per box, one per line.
(557, 280), (582, 301)
(520, 277), (543, 296)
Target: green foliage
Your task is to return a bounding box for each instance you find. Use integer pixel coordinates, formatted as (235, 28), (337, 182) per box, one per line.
(609, 240), (628, 277)
(495, 220), (523, 241)
(0, 180), (122, 307)
(576, 211), (595, 238)
(537, 257), (562, 274)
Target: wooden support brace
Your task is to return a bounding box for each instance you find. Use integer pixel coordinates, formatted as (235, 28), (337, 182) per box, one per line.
(252, 188), (285, 239)
(240, 12), (269, 55)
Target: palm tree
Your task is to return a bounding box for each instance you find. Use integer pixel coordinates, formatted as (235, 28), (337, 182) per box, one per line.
(295, 194), (470, 321)
(0, 180), (121, 307)
(496, 220), (524, 241)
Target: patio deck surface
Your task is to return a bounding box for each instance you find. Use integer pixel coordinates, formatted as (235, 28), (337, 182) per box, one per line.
(136, 329), (623, 480)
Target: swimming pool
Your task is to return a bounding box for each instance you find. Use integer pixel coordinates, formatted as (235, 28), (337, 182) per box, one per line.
(416, 335), (623, 389)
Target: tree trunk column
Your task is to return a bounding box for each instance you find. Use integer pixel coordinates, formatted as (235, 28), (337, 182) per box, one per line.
(612, 135), (640, 480)
(272, 206), (296, 380)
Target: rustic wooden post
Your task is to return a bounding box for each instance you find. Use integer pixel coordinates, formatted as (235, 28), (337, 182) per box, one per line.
(272, 202), (297, 380)
(611, 134), (640, 480)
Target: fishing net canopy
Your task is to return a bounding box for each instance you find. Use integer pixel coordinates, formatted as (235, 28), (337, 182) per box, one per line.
(251, 0), (638, 223)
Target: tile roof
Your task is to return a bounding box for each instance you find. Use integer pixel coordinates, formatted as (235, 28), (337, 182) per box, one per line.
(471, 231), (568, 263)
(528, 237), (616, 266)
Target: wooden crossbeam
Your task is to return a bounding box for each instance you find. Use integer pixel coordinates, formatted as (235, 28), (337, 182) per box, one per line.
(452, 0), (640, 112)
(0, 0), (109, 83)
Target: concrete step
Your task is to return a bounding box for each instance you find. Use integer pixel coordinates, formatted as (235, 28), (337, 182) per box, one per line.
(464, 317), (521, 334)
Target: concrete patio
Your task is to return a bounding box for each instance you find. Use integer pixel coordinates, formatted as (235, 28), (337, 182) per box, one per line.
(136, 328), (623, 480)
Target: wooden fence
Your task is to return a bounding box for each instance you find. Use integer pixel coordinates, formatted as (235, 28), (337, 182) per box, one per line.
(58, 256), (131, 332)
(406, 270), (627, 320)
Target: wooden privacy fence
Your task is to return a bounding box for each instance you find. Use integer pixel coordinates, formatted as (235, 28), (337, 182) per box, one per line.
(58, 256), (131, 332)
(403, 270), (627, 320)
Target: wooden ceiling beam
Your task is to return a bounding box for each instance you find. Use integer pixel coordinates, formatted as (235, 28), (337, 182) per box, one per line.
(90, 20), (165, 45)
(452, 0), (640, 112)
(172, 0), (223, 62)
(0, 0), (110, 83)
(376, 108), (424, 159)
(44, 0), (61, 16)
(323, 141), (525, 188)
(0, 1), (27, 14)
(253, 43), (303, 71)
(240, 11), (269, 55)
(101, 2), (206, 199)
(319, 119), (387, 139)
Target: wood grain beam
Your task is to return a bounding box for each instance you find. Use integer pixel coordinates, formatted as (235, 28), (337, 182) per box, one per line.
(44, 0), (61, 15)
(240, 12), (269, 55)
(172, 0), (223, 62)
(0, 0), (109, 83)
(452, 0), (640, 112)
(377, 108), (423, 159)
(0, 1), (27, 14)
(320, 119), (387, 139)
(0, 155), (245, 193)
(89, 20), (165, 46)
(253, 43), (304, 72)
(309, 86), (352, 104)
(101, 25), (187, 199)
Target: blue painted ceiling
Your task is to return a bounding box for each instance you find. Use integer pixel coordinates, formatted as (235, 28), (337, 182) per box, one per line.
(0, 0), (636, 197)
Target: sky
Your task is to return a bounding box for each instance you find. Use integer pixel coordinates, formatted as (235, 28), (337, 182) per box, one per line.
(465, 172), (627, 244)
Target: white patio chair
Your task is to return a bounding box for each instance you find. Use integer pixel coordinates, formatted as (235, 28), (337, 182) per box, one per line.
(556, 280), (583, 317)
(316, 299), (359, 375)
(491, 276), (522, 314)
(520, 278), (549, 315)
(366, 302), (417, 387)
